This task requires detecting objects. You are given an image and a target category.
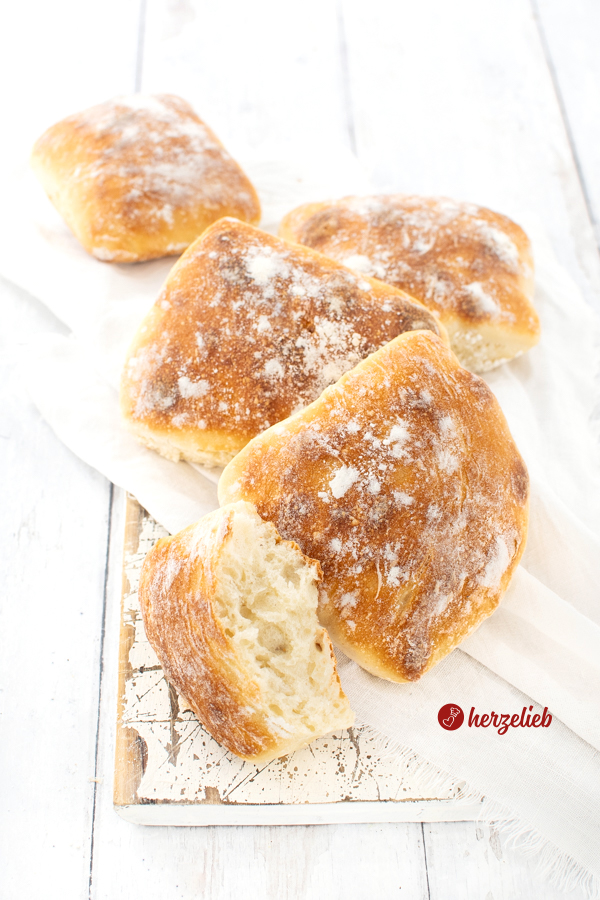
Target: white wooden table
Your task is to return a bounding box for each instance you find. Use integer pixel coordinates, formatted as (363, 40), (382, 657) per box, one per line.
(2, 1), (599, 897)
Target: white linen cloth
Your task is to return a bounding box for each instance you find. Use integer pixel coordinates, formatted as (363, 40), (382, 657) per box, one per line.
(2, 152), (599, 893)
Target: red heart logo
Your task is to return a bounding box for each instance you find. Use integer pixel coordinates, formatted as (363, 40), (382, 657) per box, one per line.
(438, 704), (464, 730)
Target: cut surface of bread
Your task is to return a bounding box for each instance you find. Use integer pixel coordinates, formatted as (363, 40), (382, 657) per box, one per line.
(280, 195), (540, 372)
(219, 331), (529, 683)
(138, 501), (354, 764)
(120, 217), (446, 466)
(31, 94), (261, 262)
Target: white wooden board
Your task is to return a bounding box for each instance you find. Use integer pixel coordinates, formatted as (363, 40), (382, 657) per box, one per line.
(115, 495), (484, 825)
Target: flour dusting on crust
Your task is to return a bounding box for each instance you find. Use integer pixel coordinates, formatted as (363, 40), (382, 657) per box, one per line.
(220, 331), (529, 682)
(121, 219), (444, 465)
(31, 94), (260, 262)
(280, 195), (540, 373)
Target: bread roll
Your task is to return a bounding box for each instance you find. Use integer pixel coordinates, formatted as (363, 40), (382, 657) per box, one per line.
(138, 500), (354, 764)
(120, 217), (446, 467)
(280, 195), (540, 372)
(219, 331), (529, 682)
(31, 94), (260, 262)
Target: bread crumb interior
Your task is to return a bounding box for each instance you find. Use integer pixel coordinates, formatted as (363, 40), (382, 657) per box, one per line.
(213, 505), (348, 736)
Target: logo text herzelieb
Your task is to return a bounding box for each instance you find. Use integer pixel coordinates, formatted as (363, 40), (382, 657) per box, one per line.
(437, 704), (552, 733)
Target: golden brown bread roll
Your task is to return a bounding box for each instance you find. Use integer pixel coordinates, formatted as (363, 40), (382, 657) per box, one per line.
(120, 217), (447, 467)
(31, 94), (261, 262)
(219, 330), (529, 682)
(139, 500), (354, 763)
(279, 195), (540, 372)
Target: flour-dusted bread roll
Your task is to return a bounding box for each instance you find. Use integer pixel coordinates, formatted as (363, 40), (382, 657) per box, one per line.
(280, 195), (540, 372)
(219, 331), (529, 682)
(120, 217), (446, 467)
(138, 501), (354, 763)
(31, 94), (260, 262)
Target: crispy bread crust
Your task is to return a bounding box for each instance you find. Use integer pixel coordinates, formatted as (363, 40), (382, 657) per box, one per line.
(280, 195), (540, 372)
(219, 331), (529, 682)
(120, 218), (447, 466)
(138, 502), (351, 763)
(31, 94), (260, 262)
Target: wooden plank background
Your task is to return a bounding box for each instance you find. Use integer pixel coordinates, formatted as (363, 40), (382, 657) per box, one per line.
(1, 0), (598, 897)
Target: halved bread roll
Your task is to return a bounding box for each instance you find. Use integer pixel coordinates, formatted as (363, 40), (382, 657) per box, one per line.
(31, 94), (260, 262)
(138, 500), (354, 764)
(280, 195), (540, 372)
(120, 217), (446, 467)
(219, 331), (529, 683)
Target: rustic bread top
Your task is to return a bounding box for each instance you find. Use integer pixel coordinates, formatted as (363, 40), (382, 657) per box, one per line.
(219, 330), (529, 682)
(120, 218), (446, 466)
(280, 195), (540, 372)
(31, 94), (260, 262)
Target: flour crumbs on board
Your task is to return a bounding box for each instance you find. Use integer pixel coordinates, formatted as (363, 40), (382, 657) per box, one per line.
(114, 495), (470, 824)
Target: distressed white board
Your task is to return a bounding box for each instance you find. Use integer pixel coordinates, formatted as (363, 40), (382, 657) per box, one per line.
(115, 496), (485, 825)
